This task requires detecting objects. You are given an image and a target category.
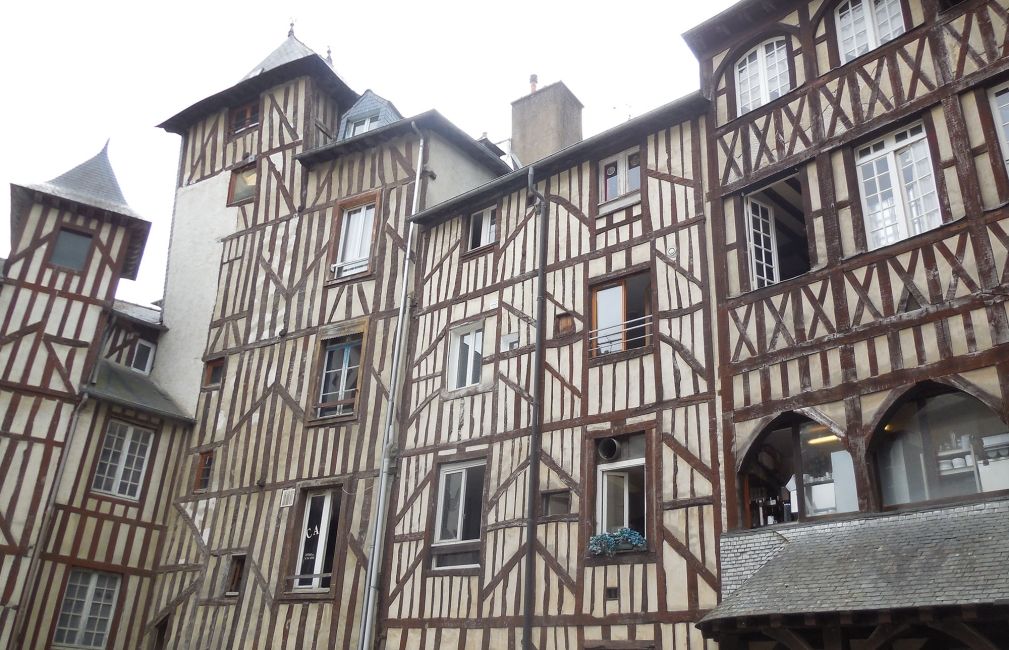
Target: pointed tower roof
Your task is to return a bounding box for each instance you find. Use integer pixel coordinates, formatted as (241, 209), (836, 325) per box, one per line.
(159, 29), (358, 135)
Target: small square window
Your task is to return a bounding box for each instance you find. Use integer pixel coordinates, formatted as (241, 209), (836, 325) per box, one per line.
(289, 489), (341, 591)
(50, 228), (92, 271)
(332, 203), (376, 279)
(433, 460), (486, 569)
(224, 554), (245, 596)
(194, 452), (213, 492)
(542, 490), (571, 516)
(230, 100), (260, 135)
(500, 332), (519, 353)
(92, 420), (154, 500)
(599, 149), (642, 204)
(346, 114), (380, 138)
(555, 313), (575, 336)
(590, 272), (651, 356)
(228, 165), (257, 205)
(467, 208), (497, 252)
(448, 322), (483, 390)
(316, 334), (362, 418)
(203, 358), (225, 387)
(127, 339), (156, 374)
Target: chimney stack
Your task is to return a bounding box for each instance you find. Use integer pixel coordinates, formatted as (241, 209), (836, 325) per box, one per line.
(510, 78), (582, 166)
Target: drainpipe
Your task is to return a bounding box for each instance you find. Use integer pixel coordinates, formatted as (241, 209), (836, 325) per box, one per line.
(522, 166), (549, 650)
(357, 122), (426, 650)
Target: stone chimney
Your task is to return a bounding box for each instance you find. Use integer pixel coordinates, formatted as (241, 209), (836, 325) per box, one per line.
(510, 77), (583, 166)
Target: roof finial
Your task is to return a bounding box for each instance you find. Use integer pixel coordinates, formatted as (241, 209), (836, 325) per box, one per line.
(326, 46), (333, 65)
(288, 20), (295, 37)
(102, 138), (111, 153)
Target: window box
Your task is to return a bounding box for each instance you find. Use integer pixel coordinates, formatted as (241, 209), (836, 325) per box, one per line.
(587, 527), (647, 557)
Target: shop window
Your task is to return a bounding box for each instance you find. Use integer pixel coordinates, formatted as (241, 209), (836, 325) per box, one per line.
(50, 228), (92, 272)
(433, 460), (486, 568)
(227, 164), (257, 205)
(332, 202), (376, 279)
(989, 83), (1009, 172)
(595, 433), (646, 535)
(875, 388), (1009, 508)
(735, 37), (791, 115)
(856, 122), (941, 251)
(290, 489), (340, 591)
(54, 569), (120, 649)
(203, 358), (225, 387)
(194, 451), (213, 492)
(223, 554), (245, 597)
(229, 100), (260, 135)
(127, 339), (156, 374)
(448, 321), (483, 389)
(590, 272), (651, 357)
(92, 420), (154, 501)
(835, 0), (905, 64)
(468, 207), (497, 251)
(315, 334), (362, 418)
(744, 174), (810, 289)
(599, 148), (641, 204)
(741, 418), (859, 528)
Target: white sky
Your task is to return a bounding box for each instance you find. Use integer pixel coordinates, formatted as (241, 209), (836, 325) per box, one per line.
(0, 0), (736, 306)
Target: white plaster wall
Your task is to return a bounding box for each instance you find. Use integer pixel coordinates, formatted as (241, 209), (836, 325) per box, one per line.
(424, 132), (499, 207)
(151, 173), (236, 415)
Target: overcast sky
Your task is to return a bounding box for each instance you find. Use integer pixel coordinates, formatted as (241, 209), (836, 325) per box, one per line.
(0, 0), (736, 306)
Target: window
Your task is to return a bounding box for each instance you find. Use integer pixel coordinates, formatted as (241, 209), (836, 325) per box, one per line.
(346, 114), (379, 138)
(744, 175), (810, 289)
(92, 420), (154, 500)
(542, 490), (571, 516)
(228, 165), (257, 205)
(194, 451), (213, 492)
(555, 313), (575, 336)
(53, 569), (120, 649)
(735, 38), (791, 114)
(599, 148), (641, 203)
(741, 419), (859, 528)
(203, 358), (225, 387)
(332, 203), (376, 278)
(467, 208), (497, 251)
(835, 0), (905, 64)
(989, 84), (1009, 171)
(51, 228), (92, 271)
(316, 334), (362, 418)
(856, 122), (940, 251)
(126, 339), (156, 374)
(151, 618), (168, 650)
(291, 489), (340, 590)
(590, 272), (651, 356)
(224, 554), (245, 596)
(433, 460), (486, 568)
(230, 100), (260, 135)
(596, 433), (646, 535)
(448, 322), (483, 389)
(875, 389), (1009, 508)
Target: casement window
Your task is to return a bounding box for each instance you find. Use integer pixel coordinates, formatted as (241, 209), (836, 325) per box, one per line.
(599, 148), (642, 203)
(228, 165), (257, 205)
(51, 228), (92, 271)
(835, 0), (905, 64)
(468, 207), (497, 251)
(590, 272), (651, 356)
(224, 554), (245, 597)
(290, 489), (341, 590)
(92, 420), (153, 500)
(448, 322), (483, 389)
(989, 84), (1009, 171)
(346, 114), (380, 138)
(194, 451), (214, 492)
(595, 433), (646, 535)
(203, 358), (225, 387)
(542, 490), (571, 516)
(230, 100), (260, 135)
(332, 203), (376, 278)
(53, 569), (120, 649)
(743, 175), (811, 290)
(433, 460), (486, 568)
(316, 334), (362, 418)
(746, 198), (780, 289)
(735, 38), (791, 114)
(856, 122), (940, 251)
(126, 339), (156, 374)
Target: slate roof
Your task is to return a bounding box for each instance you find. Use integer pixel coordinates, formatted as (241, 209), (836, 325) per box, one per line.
(22, 143), (142, 220)
(82, 360), (192, 422)
(112, 299), (165, 330)
(699, 499), (1009, 628)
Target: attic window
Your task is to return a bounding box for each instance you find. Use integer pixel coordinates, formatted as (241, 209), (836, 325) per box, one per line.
(228, 165), (257, 205)
(346, 114), (380, 138)
(230, 100), (260, 135)
(50, 228), (92, 272)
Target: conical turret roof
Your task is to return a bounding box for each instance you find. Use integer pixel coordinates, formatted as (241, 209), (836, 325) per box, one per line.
(24, 142), (142, 219)
(242, 31), (317, 81)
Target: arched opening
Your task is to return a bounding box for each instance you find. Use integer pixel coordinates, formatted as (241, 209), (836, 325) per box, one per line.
(740, 415), (859, 528)
(873, 385), (1009, 508)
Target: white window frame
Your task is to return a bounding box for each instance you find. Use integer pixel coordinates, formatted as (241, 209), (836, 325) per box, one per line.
(835, 0), (906, 64)
(989, 83), (1009, 171)
(598, 147), (642, 207)
(91, 420), (154, 501)
(346, 114), (380, 138)
(292, 489), (338, 591)
(467, 207), (497, 251)
(596, 456), (646, 535)
(744, 197), (781, 289)
(433, 459), (486, 569)
(316, 335), (362, 418)
(447, 321), (484, 390)
(53, 569), (120, 649)
(332, 203), (376, 278)
(127, 339), (156, 374)
(735, 37), (791, 115)
(855, 122), (941, 251)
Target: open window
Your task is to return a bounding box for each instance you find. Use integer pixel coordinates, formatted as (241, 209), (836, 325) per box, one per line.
(448, 321), (483, 389)
(741, 417), (859, 528)
(126, 339), (156, 374)
(599, 148), (641, 205)
(229, 100), (260, 135)
(735, 37), (791, 115)
(315, 334), (362, 418)
(227, 164), (257, 205)
(332, 202), (376, 279)
(433, 460), (486, 569)
(289, 489), (340, 591)
(874, 387), (1009, 508)
(203, 358), (225, 388)
(345, 114), (380, 138)
(223, 554), (245, 597)
(744, 174), (810, 289)
(590, 272), (651, 357)
(467, 208), (497, 252)
(194, 451), (213, 492)
(835, 0), (905, 64)
(595, 433), (646, 536)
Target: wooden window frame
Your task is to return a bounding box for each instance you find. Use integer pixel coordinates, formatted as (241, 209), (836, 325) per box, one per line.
(327, 192), (381, 285)
(430, 458), (487, 572)
(588, 269), (653, 361)
(193, 451), (214, 493)
(313, 335), (363, 420)
(276, 483), (350, 600)
(45, 225), (94, 274)
(734, 36), (792, 116)
(447, 320), (485, 391)
(228, 99), (260, 136)
(126, 338), (156, 375)
(464, 207), (497, 256)
(227, 163), (257, 206)
(223, 553), (246, 597)
(202, 358), (225, 388)
(89, 418), (156, 503)
(306, 319), (370, 426)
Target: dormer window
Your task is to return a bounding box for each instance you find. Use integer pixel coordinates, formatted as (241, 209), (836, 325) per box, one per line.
(735, 38), (790, 115)
(127, 339), (156, 374)
(599, 148), (641, 204)
(346, 114), (380, 138)
(230, 100), (260, 135)
(835, 0), (905, 64)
